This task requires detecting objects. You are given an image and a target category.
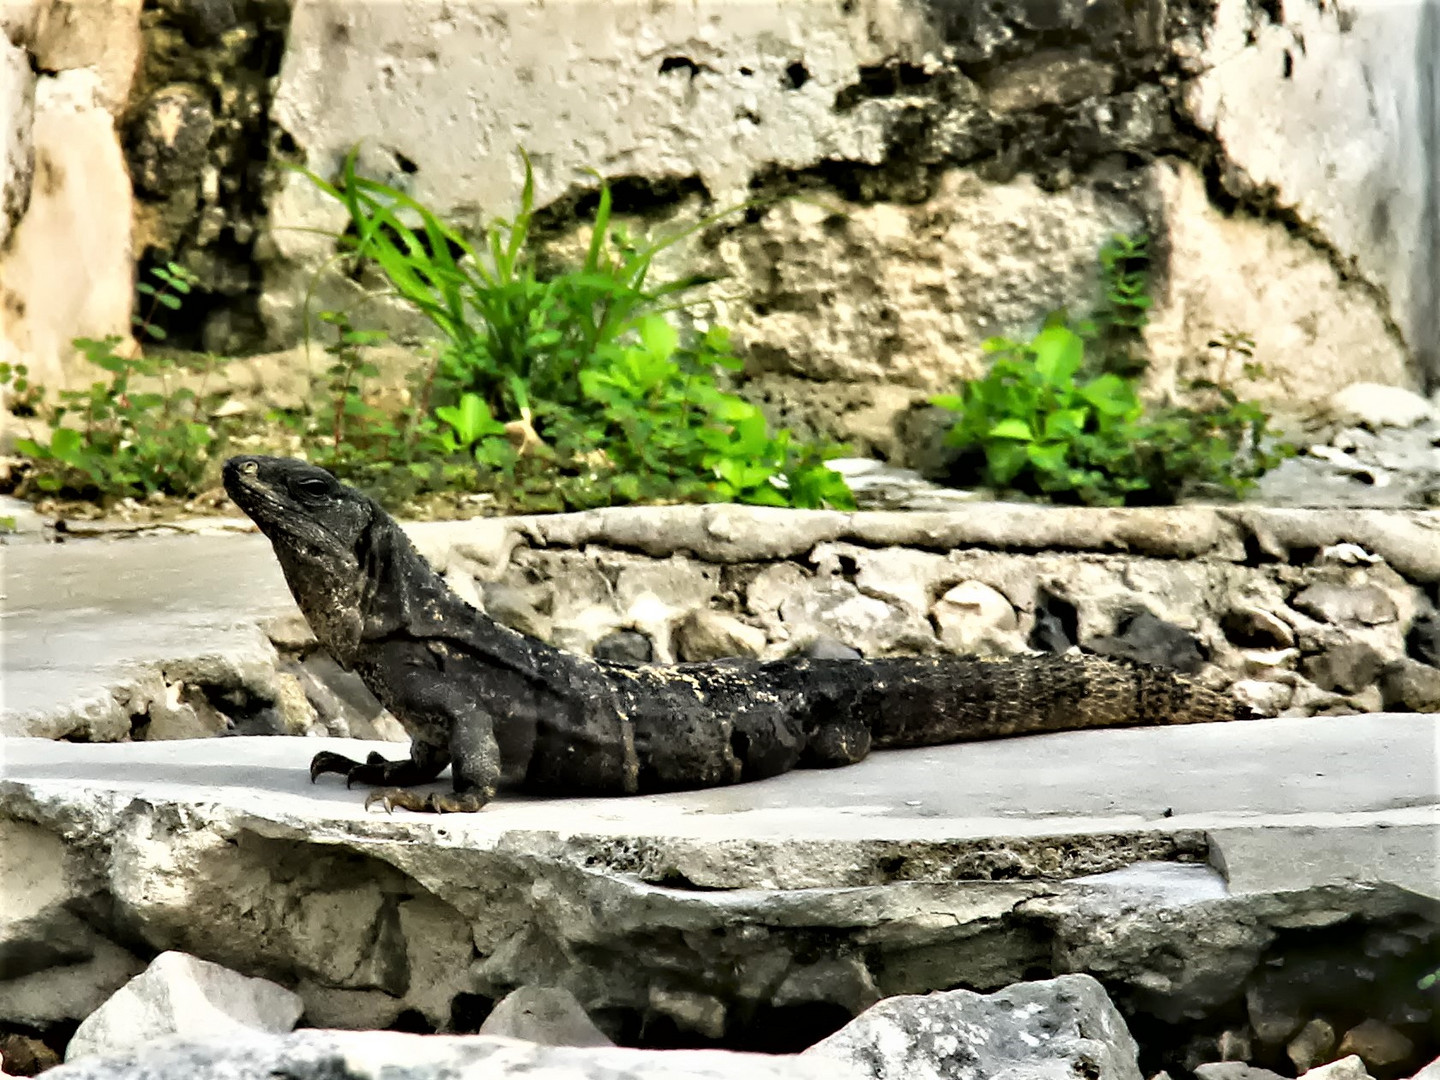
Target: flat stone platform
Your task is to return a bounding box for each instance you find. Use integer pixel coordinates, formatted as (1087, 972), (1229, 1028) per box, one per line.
(3, 710), (1436, 895)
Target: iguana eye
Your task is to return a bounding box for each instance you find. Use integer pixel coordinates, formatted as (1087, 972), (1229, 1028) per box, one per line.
(293, 476), (332, 499)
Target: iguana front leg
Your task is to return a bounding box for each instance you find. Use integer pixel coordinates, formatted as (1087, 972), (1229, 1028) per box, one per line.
(362, 683), (503, 814)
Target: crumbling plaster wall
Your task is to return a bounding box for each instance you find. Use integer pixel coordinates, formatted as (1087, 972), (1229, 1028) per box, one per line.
(0, 0), (1435, 458)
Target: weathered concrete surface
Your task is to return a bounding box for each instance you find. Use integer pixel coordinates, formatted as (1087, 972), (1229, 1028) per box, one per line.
(0, 533), (296, 737)
(1, 712), (1435, 1033)
(3, 713), (1435, 888)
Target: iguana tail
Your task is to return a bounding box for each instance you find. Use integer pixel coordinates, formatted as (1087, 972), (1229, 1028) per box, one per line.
(821, 652), (1254, 750)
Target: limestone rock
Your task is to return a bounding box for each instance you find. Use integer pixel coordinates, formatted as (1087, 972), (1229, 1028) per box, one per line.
(1183, 0), (1429, 396)
(479, 986), (613, 1048)
(1287, 1019), (1338, 1074)
(1301, 1056), (1373, 1080)
(1230, 679), (1293, 718)
(674, 610), (767, 662)
(0, 32), (33, 249)
(933, 580), (1022, 656)
(1293, 584), (1399, 627)
(21, 0), (143, 110)
(799, 636), (862, 660)
(287, 653), (397, 741)
(1217, 1027), (1254, 1063)
(0, 68), (134, 390)
(42, 1029), (835, 1080)
(804, 974), (1142, 1080)
(1195, 1066), (1286, 1080)
(1142, 162), (1411, 413)
(779, 581), (935, 657)
(1301, 643), (1386, 695)
(1407, 1057), (1440, 1080)
(1336, 1021), (1414, 1071)
(65, 952), (302, 1061)
(1328, 384), (1435, 431)
(482, 582), (553, 642)
(1379, 659), (1440, 713)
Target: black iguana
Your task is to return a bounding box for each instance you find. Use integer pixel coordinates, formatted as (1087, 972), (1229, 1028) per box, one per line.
(224, 455), (1254, 812)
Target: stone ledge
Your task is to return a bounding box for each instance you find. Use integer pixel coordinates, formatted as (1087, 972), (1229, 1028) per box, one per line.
(2, 718), (1435, 1036)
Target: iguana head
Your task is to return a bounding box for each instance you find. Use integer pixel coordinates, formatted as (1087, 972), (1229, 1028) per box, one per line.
(223, 455), (373, 562)
(224, 455), (376, 658)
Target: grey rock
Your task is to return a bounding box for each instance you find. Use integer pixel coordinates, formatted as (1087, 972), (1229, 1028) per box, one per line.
(674, 610), (766, 662)
(1379, 659), (1440, 712)
(1246, 981), (1304, 1045)
(822, 458), (984, 511)
(779, 580), (936, 657)
(43, 1029), (835, 1080)
(1327, 383), (1435, 430)
(1195, 1065), (1286, 1080)
(1301, 643), (1386, 695)
(1292, 583), (1399, 626)
(1087, 611), (1205, 675)
(1216, 1028), (1255, 1063)
(1288, 1019), (1338, 1074)
(593, 630), (653, 664)
(1406, 1056), (1440, 1080)
(800, 636), (863, 660)
(482, 582), (553, 641)
(1406, 614), (1440, 667)
(479, 986), (613, 1048)
(65, 951), (302, 1061)
(804, 974), (1141, 1080)
(288, 652), (391, 740)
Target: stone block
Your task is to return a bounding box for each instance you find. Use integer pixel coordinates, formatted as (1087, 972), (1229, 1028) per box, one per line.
(64, 952), (302, 1061)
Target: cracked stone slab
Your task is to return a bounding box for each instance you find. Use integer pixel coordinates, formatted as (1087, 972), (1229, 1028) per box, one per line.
(1, 712), (1434, 1033)
(0, 534), (298, 735)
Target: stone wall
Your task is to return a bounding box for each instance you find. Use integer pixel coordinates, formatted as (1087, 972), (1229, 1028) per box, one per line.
(1, 0), (1437, 460)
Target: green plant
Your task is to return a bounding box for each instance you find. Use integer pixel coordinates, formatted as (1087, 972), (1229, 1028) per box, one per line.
(932, 315), (1293, 507)
(1091, 232), (1153, 377)
(297, 148), (854, 511)
(4, 263), (235, 501)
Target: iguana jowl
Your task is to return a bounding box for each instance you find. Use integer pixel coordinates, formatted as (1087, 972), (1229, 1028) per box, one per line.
(224, 455), (1254, 813)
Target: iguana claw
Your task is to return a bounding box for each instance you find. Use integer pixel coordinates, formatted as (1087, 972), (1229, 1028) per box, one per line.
(309, 750), (362, 784)
(362, 788), (491, 813)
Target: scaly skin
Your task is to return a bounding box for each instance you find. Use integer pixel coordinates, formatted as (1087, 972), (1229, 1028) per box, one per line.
(224, 456), (1255, 813)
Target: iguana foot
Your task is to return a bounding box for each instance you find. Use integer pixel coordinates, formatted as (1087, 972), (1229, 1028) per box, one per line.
(310, 750), (436, 788)
(363, 788), (492, 813)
